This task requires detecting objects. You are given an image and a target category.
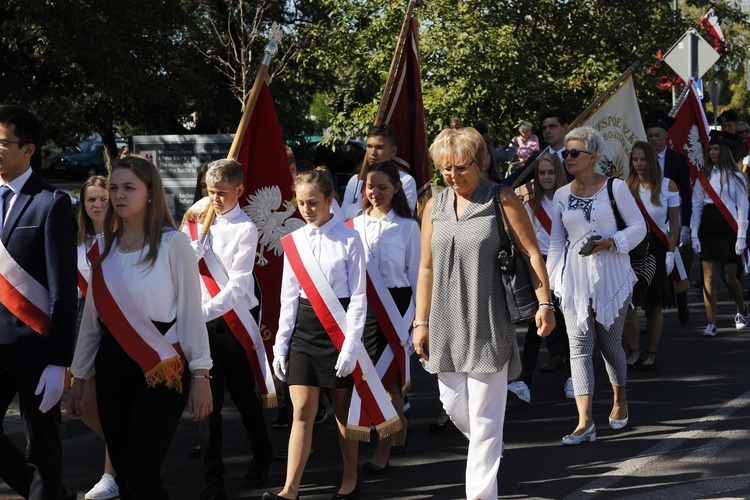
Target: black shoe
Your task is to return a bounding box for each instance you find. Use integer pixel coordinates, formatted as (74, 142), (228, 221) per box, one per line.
(273, 405), (290, 429)
(189, 443), (201, 459)
(332, 481), (360, 500)
(199, 483), (227, 500)
(262, 492), (298, 500)
(363, 460), (389, 474)
(677, 292), (690, 326)
(62, 486), (78, 500)
(241, 458), (269, 488)
(427, 413), (452, 434)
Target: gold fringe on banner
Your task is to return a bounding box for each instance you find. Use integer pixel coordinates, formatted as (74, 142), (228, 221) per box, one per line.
(261, 392), (278, 409)
(145, 357), (185, 393)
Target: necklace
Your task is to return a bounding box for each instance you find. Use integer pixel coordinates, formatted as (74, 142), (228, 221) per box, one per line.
(119, 234), (144, 252)
(576, 177), (598, 198)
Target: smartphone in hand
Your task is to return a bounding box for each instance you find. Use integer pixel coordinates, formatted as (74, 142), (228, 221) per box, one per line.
(579, 235), (602, 255)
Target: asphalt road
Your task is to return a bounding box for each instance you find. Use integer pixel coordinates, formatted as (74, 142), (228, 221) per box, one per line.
(2, 175), (749, 499)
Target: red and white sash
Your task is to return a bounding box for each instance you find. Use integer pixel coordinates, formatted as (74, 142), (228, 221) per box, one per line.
(634, 197), (689, 291)
(347, 218), (414, 397)
(186, 221), (277, 408)
(77, 245), (89, 297)
(528, 198), (552, 235)
(0, 239), (50, 336)
(88, 237), (185, 391)
(697, 172), (750, 267)
(281, 230), (402, 442)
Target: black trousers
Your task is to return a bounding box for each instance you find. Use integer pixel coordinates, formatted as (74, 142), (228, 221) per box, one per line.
(0, 365), (63, 500)
(96, 326), (189, 500)
(200, 310), (271, 487)
(519, 304), (569, 385)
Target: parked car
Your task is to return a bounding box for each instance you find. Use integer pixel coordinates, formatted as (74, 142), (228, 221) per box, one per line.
(50, 139), (128, 178)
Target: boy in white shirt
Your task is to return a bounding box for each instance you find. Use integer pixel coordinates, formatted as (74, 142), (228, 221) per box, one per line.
(185, 159), (272, 500)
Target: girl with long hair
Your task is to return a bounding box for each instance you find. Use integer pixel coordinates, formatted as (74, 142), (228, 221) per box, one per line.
(623, 142), (680, 370)
(68, 155), (213, 498)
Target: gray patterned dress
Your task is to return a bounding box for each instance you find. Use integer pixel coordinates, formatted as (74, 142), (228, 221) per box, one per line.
(422, 180), (522, 379)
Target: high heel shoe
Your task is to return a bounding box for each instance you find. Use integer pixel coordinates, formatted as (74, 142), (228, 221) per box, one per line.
(261, 492), (298, 500)
(331, 481), (360, 500)
(561, 423), (596, 445)
(626, 348), (641, 370)
(641, 351), (656, 371)
(609, 405), (629, 430)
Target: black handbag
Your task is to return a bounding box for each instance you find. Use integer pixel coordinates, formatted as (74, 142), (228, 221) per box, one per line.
(494, 188), (539, 323)
(606, 177), (656, 286)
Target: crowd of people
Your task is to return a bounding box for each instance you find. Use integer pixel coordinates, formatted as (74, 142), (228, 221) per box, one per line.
(1, 101), (749, 500)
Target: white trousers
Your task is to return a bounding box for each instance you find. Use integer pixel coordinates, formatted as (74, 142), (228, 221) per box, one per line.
(438, 363), (509, 500)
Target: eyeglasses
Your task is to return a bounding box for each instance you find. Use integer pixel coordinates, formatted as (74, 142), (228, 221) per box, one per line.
(561, 148), (592, 159)
(0, 139), (22, 149)
(441, 161), (473, 174)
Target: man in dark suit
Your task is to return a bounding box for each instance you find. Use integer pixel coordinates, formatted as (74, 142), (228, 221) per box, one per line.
(0, 105), (77, 499)
(646, 114), (692, 326)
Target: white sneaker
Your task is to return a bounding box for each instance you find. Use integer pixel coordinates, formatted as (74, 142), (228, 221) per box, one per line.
(85, 473), (118, 500)
(735, 313), (749, 329)
(564, 377), (575, 399)
(508, 381), (531, 404)
(703, 324), (717, 337)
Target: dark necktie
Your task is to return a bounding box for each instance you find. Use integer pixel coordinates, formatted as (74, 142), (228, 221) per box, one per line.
(0, 185), (12, 233)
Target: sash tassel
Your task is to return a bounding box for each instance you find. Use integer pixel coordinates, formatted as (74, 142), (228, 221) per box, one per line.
(144, 356), (185, 392)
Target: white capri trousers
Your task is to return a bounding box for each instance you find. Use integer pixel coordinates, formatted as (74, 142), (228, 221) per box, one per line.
(438, 362), (509, 500)
(562, 300), (630, 397)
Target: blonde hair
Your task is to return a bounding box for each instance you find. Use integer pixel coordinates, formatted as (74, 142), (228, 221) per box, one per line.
(429, 127), (487, 172)
(529, 154), (567, 214)
(294, 166), (334, 198)
(97, 155), (176, 269)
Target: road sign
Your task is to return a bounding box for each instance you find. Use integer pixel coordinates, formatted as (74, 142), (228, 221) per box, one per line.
(694, 79), (704, 99)
(663, 29), (720, 83)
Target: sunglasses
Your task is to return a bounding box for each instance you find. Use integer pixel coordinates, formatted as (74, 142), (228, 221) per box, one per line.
(561, 148), (592, 159)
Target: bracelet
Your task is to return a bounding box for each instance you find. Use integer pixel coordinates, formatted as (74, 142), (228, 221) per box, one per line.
(192, 374), (212, 380)
(538, 302), (556, 312)
(413, 320), (429, 328)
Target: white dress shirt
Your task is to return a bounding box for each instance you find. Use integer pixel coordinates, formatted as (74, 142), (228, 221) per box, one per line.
(341, 171), (418, 220)
(71, 230), (213, 379)
(275, 216), (367, 353)
(525, 195), (553, 255)
(354, 210), (420, 297)
(181, 203), (259, 321)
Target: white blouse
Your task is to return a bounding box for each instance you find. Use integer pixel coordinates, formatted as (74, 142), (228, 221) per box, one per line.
(274, 216), (367, 354)
(353, 210), (420, 297)
(77, 242), (91, 298)
(525, 196), (554, 255)
(637, 178), (680, 236)
(71, 229), (213, 379)
(547, 179), (647, 330)
(182, 203), (259, 322)
(690, 167), (749, 236)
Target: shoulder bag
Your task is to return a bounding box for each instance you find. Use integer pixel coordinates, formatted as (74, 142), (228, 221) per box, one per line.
(606, 177), (656, 286)
(494, 188), (539, 323)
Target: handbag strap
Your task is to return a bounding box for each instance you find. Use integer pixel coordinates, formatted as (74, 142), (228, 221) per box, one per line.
(494, 187), (512, 251)
(606, 176), (626, 231)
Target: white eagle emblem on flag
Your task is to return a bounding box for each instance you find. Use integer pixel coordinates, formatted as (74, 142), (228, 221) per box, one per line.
(685, 125), (705, 170)
(243, 186), (304, 266)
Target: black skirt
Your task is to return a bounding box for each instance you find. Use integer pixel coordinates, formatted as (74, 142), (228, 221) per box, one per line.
(362, 287), (412, 358)
(698, 204), (742, 266)
(287, 297), (354, 389)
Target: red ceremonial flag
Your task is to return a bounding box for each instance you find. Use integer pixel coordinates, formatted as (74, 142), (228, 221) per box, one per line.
(667, 79), (710, 189)
(700, 8), (725, 52)
(236, 82), (304, 360)
(376, 16), (431, 199)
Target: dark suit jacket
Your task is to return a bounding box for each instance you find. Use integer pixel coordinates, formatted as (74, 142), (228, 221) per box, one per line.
(663, 148), (692, 227)
(0, 173), (77, 367)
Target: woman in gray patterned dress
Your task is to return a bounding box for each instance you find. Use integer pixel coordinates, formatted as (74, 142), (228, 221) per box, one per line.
(413, 127), (555, 500)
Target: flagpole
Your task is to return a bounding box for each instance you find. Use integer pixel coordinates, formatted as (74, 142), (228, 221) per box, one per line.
(199, 24), (282, 244)
(375, 1), (417, 126)
(668, 84), (691, 117)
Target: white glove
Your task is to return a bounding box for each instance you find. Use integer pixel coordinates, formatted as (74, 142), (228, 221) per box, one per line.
(34, 365), (66, 413)
(665, 252), (675, 276)
(334, 338), (360, 378)
(191, 240), (206, 260)
(692, 235), (701, 254)
(736, 237), (746, 256)
(680, 226), (690, 246)
(272, 344), (289, 382)
(272, 356), (287, 382)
